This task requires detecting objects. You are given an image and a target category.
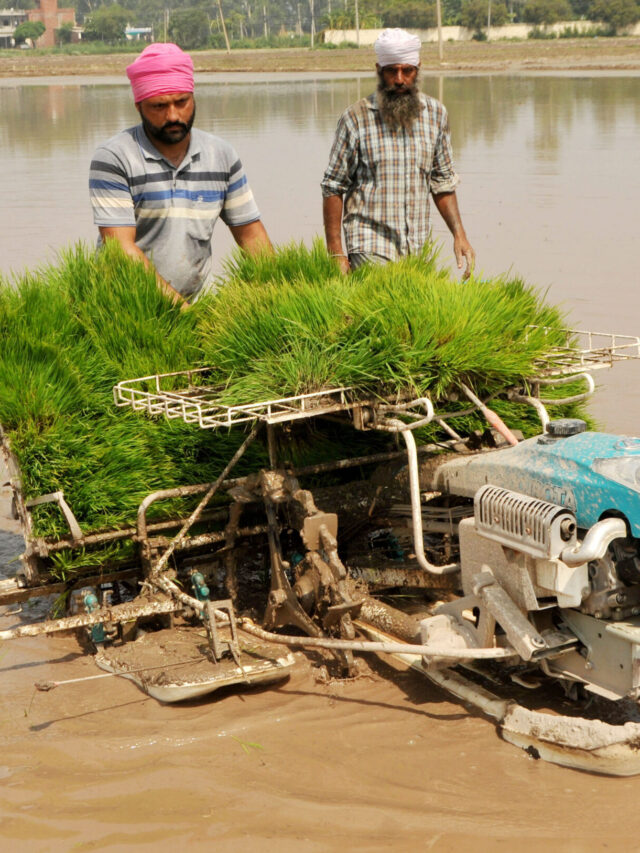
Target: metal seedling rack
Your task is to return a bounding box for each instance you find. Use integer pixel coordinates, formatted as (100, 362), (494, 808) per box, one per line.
(530, 328), (640, 376)
(113, 328), (640, 433)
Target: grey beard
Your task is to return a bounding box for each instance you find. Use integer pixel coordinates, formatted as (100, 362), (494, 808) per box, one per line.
(376, 77), (422, 130)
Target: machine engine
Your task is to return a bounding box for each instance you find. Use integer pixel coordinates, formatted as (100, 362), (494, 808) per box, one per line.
(421, 419), (640, 701)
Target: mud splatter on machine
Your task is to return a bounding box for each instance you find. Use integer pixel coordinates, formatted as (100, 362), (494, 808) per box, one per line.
(4, 328), (640, 775)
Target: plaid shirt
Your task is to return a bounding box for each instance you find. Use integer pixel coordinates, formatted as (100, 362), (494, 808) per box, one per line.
(321, 93), (459, 260)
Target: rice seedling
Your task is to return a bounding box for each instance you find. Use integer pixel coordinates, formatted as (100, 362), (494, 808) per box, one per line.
(198, 241), (570, 405)
(0, 239), (585, 545)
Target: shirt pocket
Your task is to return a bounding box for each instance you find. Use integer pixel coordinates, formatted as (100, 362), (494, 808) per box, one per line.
(185, 191), (219, 244)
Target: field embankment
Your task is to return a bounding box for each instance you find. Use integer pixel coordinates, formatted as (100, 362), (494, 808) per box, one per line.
(1, 37), (640, 78)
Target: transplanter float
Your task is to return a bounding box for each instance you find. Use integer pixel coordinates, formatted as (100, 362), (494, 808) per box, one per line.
(4, 328), (640, 775)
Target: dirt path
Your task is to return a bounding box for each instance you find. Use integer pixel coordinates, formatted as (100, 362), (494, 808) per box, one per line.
(1, 38), (640, 78)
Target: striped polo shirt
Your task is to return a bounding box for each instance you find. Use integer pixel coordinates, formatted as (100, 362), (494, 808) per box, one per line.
(89, 125), (260, 299)
(321, 93), (459, 260)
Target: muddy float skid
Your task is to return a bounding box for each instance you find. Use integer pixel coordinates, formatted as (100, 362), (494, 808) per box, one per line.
(4, 329), (640, 775)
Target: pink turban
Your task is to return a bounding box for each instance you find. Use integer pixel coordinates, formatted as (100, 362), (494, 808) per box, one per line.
(126, 43), (194, 104)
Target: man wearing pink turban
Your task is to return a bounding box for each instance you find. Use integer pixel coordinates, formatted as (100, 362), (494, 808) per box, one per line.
(89, 43), (271, 305)
(321, 28), (474, 278)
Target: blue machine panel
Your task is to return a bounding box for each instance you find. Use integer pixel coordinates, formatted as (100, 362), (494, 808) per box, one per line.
(457, 432), (640, 535)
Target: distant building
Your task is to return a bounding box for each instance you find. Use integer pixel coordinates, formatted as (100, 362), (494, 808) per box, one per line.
(28, 0), (75, 47)
(0, 0), (75, 49)
(0, 9), (27, 48)
(125, 26), (153, 42)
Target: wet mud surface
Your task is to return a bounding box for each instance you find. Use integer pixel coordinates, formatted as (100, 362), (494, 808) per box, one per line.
(3, 625), (640, 852)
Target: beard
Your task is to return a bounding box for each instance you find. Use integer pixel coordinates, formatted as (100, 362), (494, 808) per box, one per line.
(376, 71), (422, 130)
(141, 101), (196, 146)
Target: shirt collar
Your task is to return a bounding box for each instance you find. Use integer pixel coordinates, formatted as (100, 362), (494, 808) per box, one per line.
(134, 124), (201, 167)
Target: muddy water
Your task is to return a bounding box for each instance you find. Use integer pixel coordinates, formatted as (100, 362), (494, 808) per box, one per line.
(1, 72), (640, 850)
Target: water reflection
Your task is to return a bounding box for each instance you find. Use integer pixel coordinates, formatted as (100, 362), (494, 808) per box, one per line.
(4, 74), (640, 155)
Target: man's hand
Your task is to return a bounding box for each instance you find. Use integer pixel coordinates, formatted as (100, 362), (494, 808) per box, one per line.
(454, 233), (475, 281)
(432, 191), (476, 281)
(332, 253), (351, 274)
(98, 226), (188, 308)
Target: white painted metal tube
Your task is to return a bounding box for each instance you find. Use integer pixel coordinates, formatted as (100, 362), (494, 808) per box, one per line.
(239, 617), (515, 660)
(537, 372), (595, 405)
(508, 391), (550, 431)
(378, 419), (459, 575)
(561, 517), (627, 567)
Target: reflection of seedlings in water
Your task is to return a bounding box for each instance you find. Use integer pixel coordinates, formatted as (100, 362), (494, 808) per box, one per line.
(231, 735), (265, 756)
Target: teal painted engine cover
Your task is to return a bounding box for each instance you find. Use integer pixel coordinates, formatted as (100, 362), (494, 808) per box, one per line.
(437, 432), (640, 536)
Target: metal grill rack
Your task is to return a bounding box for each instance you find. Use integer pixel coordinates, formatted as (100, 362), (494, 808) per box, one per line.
(113, 328), (640, 431)
(530, 328), (640, 376)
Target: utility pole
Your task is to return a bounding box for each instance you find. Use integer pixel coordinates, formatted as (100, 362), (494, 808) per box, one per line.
(217, 0), (231, 52)
(487, 0), (492, 40)
(435, 0), (443, 61)
(309, 0), (315, 48)
(263, 3), (268, 37)
(354, 0), (359, 46)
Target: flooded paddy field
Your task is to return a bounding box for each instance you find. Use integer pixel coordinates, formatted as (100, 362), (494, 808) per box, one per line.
(1, 70), (640, 850)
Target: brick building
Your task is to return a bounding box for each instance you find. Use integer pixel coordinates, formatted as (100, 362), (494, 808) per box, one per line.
(28, 0), (76, 47)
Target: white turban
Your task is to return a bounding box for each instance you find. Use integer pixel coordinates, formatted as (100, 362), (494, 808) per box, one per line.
(374, 28), (421, 68)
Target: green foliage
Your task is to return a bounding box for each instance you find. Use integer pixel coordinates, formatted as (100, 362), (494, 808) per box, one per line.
(568, 0), (590, 14)
(528, 25), (558, 36)
(0, 240), (586, 541)
(13, 20), (45, 44)
(523, 0), (572, 24)
(0, 243), (267, 537)
(199, 240), (569, 405)
(55, 21), (74, 45)
(558, 22), (606, 35)
(83, 5), (129, 42)
(587, 0), (640, 31)
(168, 8), (211, 50)
(461, 0), (509, 30)
(382, 1), (437, 28)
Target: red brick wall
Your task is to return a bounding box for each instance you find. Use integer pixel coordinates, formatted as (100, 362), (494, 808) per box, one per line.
(28, 0), (75, 48)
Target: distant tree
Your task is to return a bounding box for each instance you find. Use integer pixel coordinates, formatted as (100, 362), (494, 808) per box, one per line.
(568, 0), (590, 16)
(11, 0), (36, 8)
(168, 8), (210, 49)
(461, 0), (509, 30)
(383, 1), (437, 28)
(522, 0), (571, 24)
(442, 0), (463, 24)
(588, 0), (640, 31)
(55, 21), (74, 44)
(13, 20), (45, 44)
(83, 5), (129, 42)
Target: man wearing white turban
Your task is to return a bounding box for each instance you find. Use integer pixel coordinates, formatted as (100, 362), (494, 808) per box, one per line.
(321, 28), (475, 276)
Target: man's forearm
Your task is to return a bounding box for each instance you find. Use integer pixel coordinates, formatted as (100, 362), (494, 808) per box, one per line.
(432, 191), (466, 238)
(322, 195), (346, 255)
(229, 220), (273, 255)
(322, 195), (350, 273)
(432, 191), (476, 279)
(98, 226), (186, 308)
